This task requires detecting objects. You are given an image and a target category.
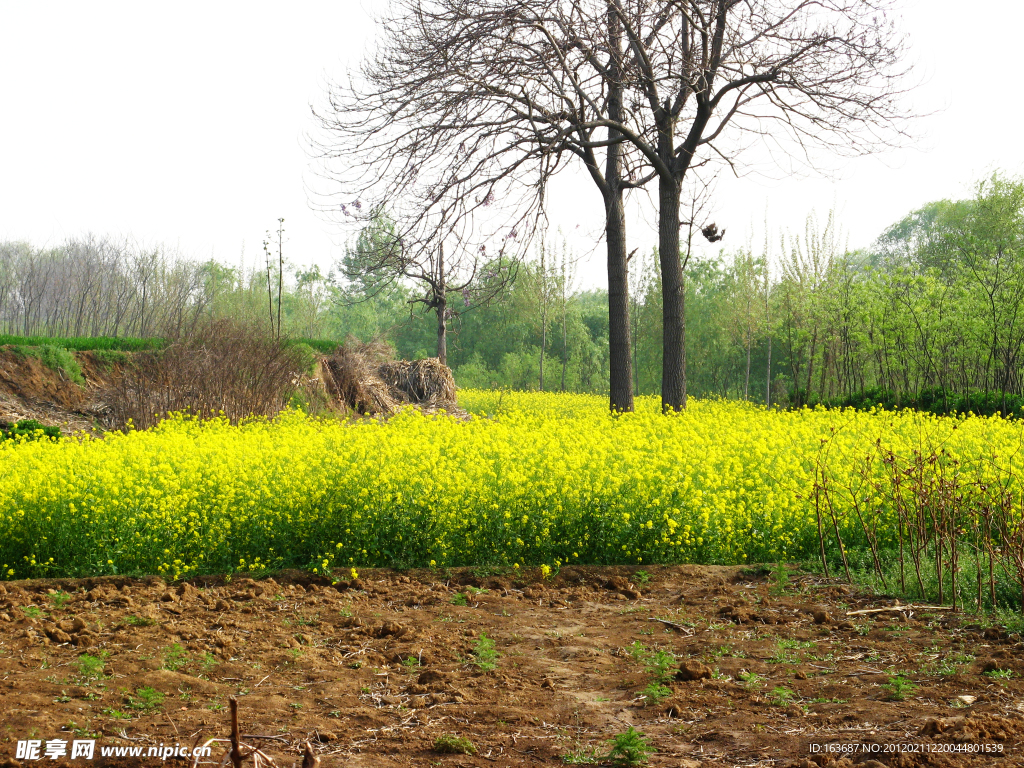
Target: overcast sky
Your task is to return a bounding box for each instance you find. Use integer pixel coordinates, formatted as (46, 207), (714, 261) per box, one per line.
(1, 1), (1022, 289)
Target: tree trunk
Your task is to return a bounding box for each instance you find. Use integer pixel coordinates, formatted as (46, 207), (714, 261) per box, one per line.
(606, 192), (633, 412)
(658, 173), (686, 412)
(604, 2), (633, 413)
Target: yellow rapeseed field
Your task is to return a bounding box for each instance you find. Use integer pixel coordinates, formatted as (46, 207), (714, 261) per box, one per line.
(1, 391), (1022, 580)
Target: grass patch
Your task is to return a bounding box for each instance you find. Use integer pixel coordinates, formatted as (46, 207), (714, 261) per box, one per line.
(433, 735), (477, 755)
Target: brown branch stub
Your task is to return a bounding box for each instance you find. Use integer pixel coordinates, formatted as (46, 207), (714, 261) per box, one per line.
(301, 742), (320, 768)
(229, 697), (243, 768)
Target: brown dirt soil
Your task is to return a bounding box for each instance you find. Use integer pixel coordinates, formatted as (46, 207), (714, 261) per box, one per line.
(0, 350), (115, 433)
(3, 567), (1024, 767)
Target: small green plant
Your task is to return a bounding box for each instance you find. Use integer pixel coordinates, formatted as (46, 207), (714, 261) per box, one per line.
(769, 686), (796, 707)
(49, 591), (72, 609)
(200, 653), (217, 673)
(984, 668), (1015, 680)
(126, 615), (157, 627)
(641, 683), (672, 705)
(768, 641), (804, 665)
(604, 727), (655, 767)
(643, 649), (676, 683)
(451, 592), (469, 606)
(402, 656), (421, 670)
(433, 735), (477, 755)
(473, 632), (498, 671)
(633, 570), (651, 585)
(127, 687), (165, 711)
(562, 744), (599, 764)
(22, 605), (44, 619)
(339, 606), (353, 617)
(76, 652), (108, 681)
(65, 721), (99, 739)
(163, 644), (188, 671)
(770, 562), (791, 594)
(628, 641), (648, 661)
(882, 675), (916, 701)
(102, 708), (132, 720)
(738, 670), (764, 689)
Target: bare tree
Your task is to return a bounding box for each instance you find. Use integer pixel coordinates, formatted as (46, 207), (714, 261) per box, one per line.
(310, 0), (661, 410)
(340, 207), (515, 366)
(584, 0), (912, 410)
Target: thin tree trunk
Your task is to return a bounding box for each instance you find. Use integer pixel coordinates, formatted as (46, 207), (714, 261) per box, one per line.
(277, 221), (284, 340)
(436, 300), (447, 366)
(436, 245), (447, 366)
(539, 243), (547, 391)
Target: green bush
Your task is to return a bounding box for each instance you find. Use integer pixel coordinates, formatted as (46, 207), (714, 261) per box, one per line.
(39, 345), (85, 385)
(0, 419), (60, 442)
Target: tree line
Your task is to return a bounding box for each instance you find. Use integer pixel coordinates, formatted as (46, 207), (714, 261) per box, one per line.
(4, 172), (1022, 418)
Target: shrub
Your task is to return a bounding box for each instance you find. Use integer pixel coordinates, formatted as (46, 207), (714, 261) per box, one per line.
(104, 318), (308, 430)
(0, 419), (60, 442)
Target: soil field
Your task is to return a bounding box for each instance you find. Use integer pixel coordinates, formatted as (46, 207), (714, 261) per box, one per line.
(2, 565), (1024, 768)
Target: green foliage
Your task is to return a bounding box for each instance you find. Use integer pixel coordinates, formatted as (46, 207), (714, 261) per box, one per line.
(75, 652), (108, 681)
(769, 686), (797, 707)
(472, 632), (498, 671)
(0, 419), (60, 442)
(287, 342), (319, 375)
(91, 349), (128, 369)
(162, 644), (188, 671)
(641, 682), (672, 704)
(881, 675), (916, 701)
(604, 727), (655, 767)
(433, 735), (477, 755)
(46, 345), (84, 383)
(127, 687), (165, 710)
(0, 335), (165, 352)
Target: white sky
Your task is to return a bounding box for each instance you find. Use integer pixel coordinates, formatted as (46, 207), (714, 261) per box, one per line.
(1, 1), (1022, 289)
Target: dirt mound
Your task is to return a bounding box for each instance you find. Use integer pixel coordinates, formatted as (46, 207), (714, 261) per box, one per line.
(2, 565), (1022, 767)
(0, 349), (117, 433)
(320, 341), (459, 415)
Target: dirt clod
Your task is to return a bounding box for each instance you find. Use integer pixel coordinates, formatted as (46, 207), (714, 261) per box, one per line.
(676, 659), (713, 681)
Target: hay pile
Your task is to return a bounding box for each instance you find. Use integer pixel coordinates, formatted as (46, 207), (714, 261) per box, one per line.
(321, 341), (458, 415)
